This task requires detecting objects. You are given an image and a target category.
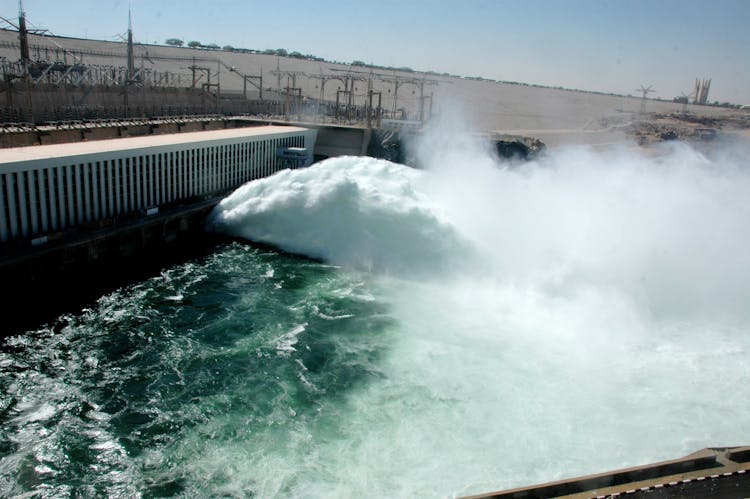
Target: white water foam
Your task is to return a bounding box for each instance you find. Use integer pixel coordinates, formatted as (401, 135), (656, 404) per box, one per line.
(207, 127), (750, 497)
(209, 156), (471, 277)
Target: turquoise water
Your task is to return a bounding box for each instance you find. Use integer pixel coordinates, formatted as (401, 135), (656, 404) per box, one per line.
(2, 136), (750, 497)
(0, 243), (395, 496)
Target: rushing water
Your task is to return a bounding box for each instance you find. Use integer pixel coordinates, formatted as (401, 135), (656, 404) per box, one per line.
(2, 129), (750, 498)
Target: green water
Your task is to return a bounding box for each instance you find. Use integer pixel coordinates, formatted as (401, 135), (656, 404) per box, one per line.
(3, 146), (750, 498)
(0, 243), (394, 497)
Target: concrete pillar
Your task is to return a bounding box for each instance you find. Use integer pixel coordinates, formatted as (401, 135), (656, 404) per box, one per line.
(212, 146), (218, 192)
(38, 169), (48, 232)
(99, 161), (107, 220)
(18, 171), (29, 237)
(83, 163), (92, 222)
(58, 167), (67, 229)
(165, 152), (171, 202)
(235, 144), (240, 186)
(187, 149), (193, 197)
(218, 146), (223, 190)
(208, 147), (214, 193)
(261, 141), (266, 177)
(93, 162), (102, 221)
(123, 158), (129, 213)
(253, 141), (258, 180)
(27, 170), (39, 235)
(7, 174), (18, 238)
(128, 157), (135, 212)
(228, 144), (233, 188)
(177, 151), (183, 200)
(106, 160), (114, 217)
(114, 159), (122, 215)
(66, 165), (75, 227)
(248, 142), (255, 180)
(0, 175), (8, 242)
(75, 164), (84, 224)
(262, 140), (267, 177)
(242, 142), (249, 183)
(150, 155), (156, 206)
(222, 145), (228, 190)
(135, 156), (142, 210)
(197, 148), (203, 195)
(273, 139), (278, 173)
(153, 155), (158, 205)
(158, 153), (163, 204)
(48, 167), (58, 230)
(198, 148), (204, 195)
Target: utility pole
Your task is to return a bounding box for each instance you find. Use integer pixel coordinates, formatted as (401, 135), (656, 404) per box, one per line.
(124, 8), (134, 115)
(270, 67), (305, 118)
(419, 78), (425, 122)
(366, 69), (372, 128)
(368, 88), (382, 128)
(329, 69), (369, 122)
(282, 74), (302, 119)
(229, 64), (263, 101)
(309, 72), (346, 120)
(126, 10), (134, 83)
(241, 73), (262, 100)
(378, 73), (439, 121)
(636, 84), (654, 115)
(189, 60), (211, 88)
(365, 69), (382, 128)
(18, 0), (33, 124)
(276, 58), (281, 107)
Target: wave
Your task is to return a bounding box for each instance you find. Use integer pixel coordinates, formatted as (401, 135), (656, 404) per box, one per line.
(209, 156), (472, 277)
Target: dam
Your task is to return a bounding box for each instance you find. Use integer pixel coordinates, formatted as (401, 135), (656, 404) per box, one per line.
(0, 124), (317, 334)
(1, 10), (749, 498)
(0, 125), (316, 244)
(1, 106), (748, 499)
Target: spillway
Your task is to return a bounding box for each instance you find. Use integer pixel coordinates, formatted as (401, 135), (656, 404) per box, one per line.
(1, 130), (749, 498)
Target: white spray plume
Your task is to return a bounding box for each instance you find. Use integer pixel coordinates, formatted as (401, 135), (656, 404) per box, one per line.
(209, 156), (472, 277)
(201, 113), (750, 497)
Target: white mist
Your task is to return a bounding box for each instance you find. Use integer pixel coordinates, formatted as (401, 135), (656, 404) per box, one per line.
(208, 120), (750, 497)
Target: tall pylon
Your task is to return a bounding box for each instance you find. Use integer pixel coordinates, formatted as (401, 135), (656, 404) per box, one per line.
(18, 0), (33, 124)
(636, 84), (654, 115)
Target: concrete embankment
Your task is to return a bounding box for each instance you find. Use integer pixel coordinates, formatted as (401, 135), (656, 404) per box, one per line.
(0, 123), (322, 335)
(464, 446), (750, 499)
(0, 198), (227, 336)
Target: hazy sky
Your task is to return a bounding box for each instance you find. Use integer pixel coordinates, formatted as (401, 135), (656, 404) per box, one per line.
(4, 0), (749, 104)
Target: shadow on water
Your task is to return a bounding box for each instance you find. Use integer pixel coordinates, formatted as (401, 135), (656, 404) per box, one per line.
(0, 233), (232, 339)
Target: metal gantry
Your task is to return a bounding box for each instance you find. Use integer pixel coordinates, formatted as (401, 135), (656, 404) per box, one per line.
(1, 3), (444, 126)
(636, 84), (655, 114)
(308, 71), (348, 118)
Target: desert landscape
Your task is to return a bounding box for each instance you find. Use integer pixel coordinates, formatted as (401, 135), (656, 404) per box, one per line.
(2, 28), (748, 149)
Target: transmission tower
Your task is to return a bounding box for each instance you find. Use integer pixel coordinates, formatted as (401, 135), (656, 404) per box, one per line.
(123, 8), (135, 112)
(269, 67), (306, 118)
(334, 67), (441, 123)
(678, 90), (695, 113)
(3, 0), (41, 123)
(637, 84), (654, 115)
(309, 71), (348, 118)
(328, 68), (369, 121)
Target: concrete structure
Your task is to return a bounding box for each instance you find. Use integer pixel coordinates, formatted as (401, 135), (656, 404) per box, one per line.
(463, 446), (750, 498)
(0, 125), (316, 244)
